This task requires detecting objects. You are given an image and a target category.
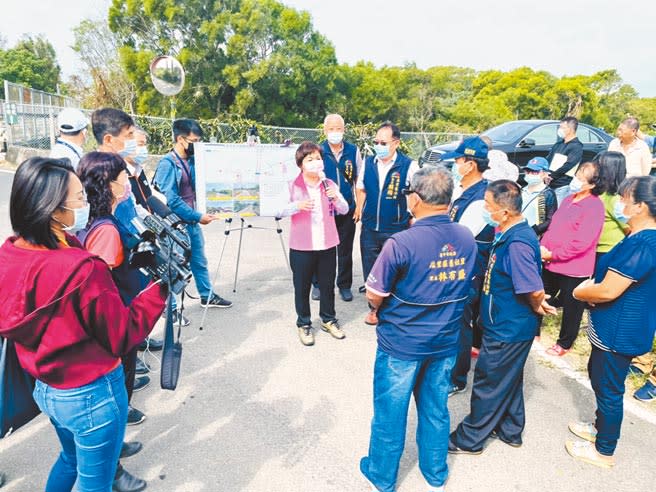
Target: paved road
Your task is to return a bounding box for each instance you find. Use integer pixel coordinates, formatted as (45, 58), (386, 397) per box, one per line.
(0, 169), (654, 491)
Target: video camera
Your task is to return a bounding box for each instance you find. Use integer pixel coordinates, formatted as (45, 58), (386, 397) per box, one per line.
(129, 196), (192, 294)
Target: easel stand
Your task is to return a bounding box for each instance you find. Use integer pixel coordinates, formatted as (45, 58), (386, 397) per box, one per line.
(199, 216), (291, 330)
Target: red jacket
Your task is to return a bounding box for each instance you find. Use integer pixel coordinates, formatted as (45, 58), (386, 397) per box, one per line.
(0, 236), (167, 389)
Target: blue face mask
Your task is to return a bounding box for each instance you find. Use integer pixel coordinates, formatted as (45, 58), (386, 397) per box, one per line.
(133, 145), (149, 166)
(374, 144), (390, 159)
(525, 173), (543, 186)
(482, 208), (500, 228)
(58, 204), (90, 233)
(613, 200), (629, 223)
(451, 164), (463, 184)
(118, 139), (137, 158)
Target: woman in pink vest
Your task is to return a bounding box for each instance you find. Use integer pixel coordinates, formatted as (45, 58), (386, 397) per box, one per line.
(277, 141), (349, 346)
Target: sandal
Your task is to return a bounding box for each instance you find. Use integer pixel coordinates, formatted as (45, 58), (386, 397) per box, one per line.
(546, 344), (569, 356)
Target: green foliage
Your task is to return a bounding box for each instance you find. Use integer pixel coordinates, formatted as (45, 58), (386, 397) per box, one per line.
(0, 35), (62, 96)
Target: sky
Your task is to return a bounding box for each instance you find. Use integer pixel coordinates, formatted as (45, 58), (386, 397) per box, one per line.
(2, 0), (654, 97)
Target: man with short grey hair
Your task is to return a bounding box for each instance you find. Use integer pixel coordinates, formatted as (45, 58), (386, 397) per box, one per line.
(360, 165), (477, 492)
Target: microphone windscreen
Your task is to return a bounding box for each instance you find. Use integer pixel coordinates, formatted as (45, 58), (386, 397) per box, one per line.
(147, 195), (172, 217)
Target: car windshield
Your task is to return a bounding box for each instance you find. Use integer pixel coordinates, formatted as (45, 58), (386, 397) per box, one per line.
(482, 122), (537, 145)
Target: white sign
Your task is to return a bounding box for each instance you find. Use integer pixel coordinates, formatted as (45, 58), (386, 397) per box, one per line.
(194, 143), (298, 217)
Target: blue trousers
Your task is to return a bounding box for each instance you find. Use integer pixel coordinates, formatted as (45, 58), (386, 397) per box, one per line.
(452, 337), (532, 451)
(588, 345), (632, 456)
(361, 349), (456, 492)
(360, 227), (394, 283)
(32, 366), (128, 492)
(186, 222), (213, 299)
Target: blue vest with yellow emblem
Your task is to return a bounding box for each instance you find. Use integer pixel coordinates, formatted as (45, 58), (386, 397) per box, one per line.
(361, 152), (412, 233)
(479, 221), (542, 342)
(321, 140), (358, 211)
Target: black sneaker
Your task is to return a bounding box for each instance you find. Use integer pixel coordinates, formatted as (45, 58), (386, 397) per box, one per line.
(119, 441), (143, 459)
(135, 358), (150, 375)
(113, 465), (146, 492)
(200, 293), (233, 308)
(448, 384), (466, 397)
(127, 406), (146, 426)
(138, 337), (163, 352)
(132, 376), (150, 393)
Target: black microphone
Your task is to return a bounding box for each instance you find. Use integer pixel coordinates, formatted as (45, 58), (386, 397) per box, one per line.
(318, 171), (334, 201)
(146, 195), (185, 230)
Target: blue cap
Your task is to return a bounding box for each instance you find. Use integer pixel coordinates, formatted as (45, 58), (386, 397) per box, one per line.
(525, 157), (549, 172)
(440, 136), (489, 161)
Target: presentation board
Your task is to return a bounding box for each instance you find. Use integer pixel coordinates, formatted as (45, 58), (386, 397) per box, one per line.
(194, 143), (298, 218)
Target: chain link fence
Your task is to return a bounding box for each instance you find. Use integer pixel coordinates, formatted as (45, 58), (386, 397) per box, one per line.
(1, 98), (471, 161)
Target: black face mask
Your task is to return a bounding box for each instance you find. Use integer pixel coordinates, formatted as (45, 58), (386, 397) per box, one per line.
(186, 142), (195, 157)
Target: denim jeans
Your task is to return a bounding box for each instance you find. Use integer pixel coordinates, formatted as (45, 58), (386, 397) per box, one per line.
(361, 349), (456, 492)
(32, 366), (128, 492)
(588, 345), (632, 456)
(360, 227), (394, 284)
(186, 223), (213, 300)
(553, 184), (572, 206)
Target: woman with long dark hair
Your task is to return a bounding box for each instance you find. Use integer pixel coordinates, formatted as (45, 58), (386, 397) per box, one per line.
(0, 157), (166, 491)
(595, 151), (628, 264)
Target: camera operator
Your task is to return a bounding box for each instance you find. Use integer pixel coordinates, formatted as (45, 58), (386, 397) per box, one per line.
(154, 119), (233, 309)
(0, 157), (167, 492)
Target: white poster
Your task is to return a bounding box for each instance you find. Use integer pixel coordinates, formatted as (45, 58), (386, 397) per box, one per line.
(194, 143), (298, 217)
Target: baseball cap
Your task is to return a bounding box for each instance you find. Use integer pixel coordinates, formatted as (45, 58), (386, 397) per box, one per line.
(440, 136), (489, 161)
(57, 108), (88, 134)
(525, 157), (549, 172)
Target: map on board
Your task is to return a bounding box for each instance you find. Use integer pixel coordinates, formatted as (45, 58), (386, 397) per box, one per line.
(194, 143), (299, 218)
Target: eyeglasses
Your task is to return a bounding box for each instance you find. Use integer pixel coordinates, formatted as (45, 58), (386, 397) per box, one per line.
(401, 187), (426, 201)
(183, 136), (202, 144)
(373, 139), (397, 146)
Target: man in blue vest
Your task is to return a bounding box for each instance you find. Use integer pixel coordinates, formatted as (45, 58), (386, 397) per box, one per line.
(441, 136), (495, 396)
(449, 180), (557, 454)
(354, 121), (419, 325)
(311, 114), (363, 302)
(360, 166), (477, 492)
(154, 119), (233, 310)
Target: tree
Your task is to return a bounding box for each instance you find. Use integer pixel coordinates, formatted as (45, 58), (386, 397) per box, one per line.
(108, 0), (340, 125)
(0, 35), (62, 96)
(71, 19), (137, 112)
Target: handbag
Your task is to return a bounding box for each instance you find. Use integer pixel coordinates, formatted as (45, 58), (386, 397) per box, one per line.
(160, 294), (183, 391)
(0, 338), (41, 437)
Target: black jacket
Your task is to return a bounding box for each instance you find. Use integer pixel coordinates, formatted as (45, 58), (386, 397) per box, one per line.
(546, 137), (583, 189)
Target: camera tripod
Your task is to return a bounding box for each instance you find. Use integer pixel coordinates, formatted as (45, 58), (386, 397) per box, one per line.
(199, 216), (291, 330)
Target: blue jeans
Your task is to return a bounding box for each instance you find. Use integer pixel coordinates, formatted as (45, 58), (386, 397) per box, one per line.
(588, 345), (632, 456)
(360, 227), (394, 284)
(361, 349), (456, 492)
(32, 366), (128, 492)
(186, 223), (213, 300)
(554, 184), (572, 206)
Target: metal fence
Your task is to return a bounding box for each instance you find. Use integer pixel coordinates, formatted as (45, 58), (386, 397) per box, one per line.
(0, 99), (470, 160)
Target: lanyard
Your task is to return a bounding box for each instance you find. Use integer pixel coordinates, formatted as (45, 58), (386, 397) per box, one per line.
(172, 151), (193, 183)
(56, 139), (81, 158)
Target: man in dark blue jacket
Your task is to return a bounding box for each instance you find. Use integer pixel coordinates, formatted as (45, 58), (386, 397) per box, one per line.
(449, 180), (556, 454)
(354, 122), (419, 325)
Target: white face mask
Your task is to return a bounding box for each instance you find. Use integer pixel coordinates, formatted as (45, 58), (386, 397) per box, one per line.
(303, 159), (324, 174)
(56, 204), (90, 233)
(557, 128), (566, 139)
(326, 132), (344, 145)
(118, 139), (137, 158)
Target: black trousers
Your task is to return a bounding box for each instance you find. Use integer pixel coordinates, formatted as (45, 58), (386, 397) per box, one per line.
(122, 347), (138, 402)
(290, 247), (337, 327)
(542, 269), (587, 349)
(360, 226), (394, 284)
(451, 283), (482, 388)
(312, 210), (357, 290)
(451, 337), (533, 451)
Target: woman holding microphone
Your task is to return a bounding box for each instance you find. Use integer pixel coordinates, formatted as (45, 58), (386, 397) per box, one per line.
(277, 141), (349, 346)
(0, 157), (167, 491)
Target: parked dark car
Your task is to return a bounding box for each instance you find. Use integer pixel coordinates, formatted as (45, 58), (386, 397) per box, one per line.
(420, 120), (613, 170)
